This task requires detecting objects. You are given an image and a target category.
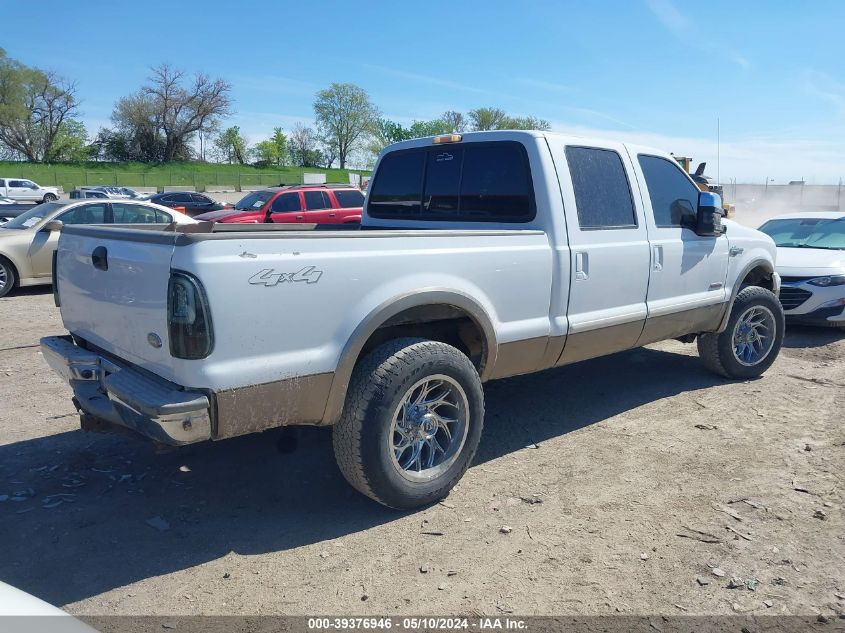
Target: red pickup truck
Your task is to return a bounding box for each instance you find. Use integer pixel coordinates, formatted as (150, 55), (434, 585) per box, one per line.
(194, 184), (364, 224)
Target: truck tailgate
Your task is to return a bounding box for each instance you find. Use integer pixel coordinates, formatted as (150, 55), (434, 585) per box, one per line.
(57, 227), (178, 380)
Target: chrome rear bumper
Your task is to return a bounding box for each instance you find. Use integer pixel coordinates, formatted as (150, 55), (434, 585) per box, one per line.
(41, 336), (212, 445)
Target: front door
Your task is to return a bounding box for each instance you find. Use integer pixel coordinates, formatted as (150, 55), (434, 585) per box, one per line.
(552, 143), (651, 364)
(629, 152), (730, 344)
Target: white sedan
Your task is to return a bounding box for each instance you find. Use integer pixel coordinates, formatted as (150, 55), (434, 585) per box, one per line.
(758, 212), (845, 330)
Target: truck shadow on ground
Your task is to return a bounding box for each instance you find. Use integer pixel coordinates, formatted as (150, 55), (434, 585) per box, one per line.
(781, 324), (844, 349)
(0, 337), (814, 607)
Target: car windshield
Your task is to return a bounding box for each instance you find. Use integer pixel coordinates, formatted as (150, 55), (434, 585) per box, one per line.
(758, 217), (845, 250)
(233, 191), (273, 210)
(0, 202), (64, 229)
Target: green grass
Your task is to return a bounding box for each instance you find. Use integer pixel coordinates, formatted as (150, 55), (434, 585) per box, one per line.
(0, 161), (370, 193)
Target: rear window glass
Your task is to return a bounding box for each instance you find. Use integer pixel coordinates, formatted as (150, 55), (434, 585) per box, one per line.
(368, 141), (534, 222)
(334, 189), (365, 208)
(565, 146), (636, 229)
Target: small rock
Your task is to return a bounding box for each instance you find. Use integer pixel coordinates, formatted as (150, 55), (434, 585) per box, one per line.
(500, 526), (513, 534)
(731, 602), (742, 612)
(521, 495), (544, 505)
(772, 577), (787, 586)
(745, 578), (759, 592)
(361, 594), (368, 602)
(438, 582), (448, 591)
(823, 501), (833, 508)
(817, 615), (830, 624)
(640, 553), (650, 561)
(712, 568), (726, 578)
(447, 570), (457, 577)
(813, 509), (827, 520)
(804, 444), (812, 451)
(727, 576), (744, 589)
(162, 624), (175, 630)
(179, 465), (191, 472)
(319, 551), (329, 559)
(145, 516), (170, 531)
(696, 577), (710, 586)
(222, 573), (230, 579)
(763, 600), (773, 608)
(419, 565), (429, 574)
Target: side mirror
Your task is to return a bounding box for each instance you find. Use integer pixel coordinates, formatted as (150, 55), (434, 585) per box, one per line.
(694, 192), (725, 237)
(43, 219), (63, 232)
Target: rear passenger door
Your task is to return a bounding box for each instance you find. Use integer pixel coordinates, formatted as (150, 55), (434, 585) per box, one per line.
(554, 144), (651, 364)
(332, 189), (365, 222)
(630, 153), (729, 344)
(302, 190), (334, 223)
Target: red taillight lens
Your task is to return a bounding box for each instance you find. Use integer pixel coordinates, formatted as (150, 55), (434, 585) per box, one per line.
(167, 272), (213, 359)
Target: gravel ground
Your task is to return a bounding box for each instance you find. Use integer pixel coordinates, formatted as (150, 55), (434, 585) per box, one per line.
(0, 288), (842, 619)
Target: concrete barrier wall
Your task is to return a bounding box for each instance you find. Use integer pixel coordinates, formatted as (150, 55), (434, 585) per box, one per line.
(205, 185), (237, 193)
(161, 185), (196, 192)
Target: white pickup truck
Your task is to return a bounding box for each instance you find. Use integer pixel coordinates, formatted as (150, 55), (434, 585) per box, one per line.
(0, 177), (60, 203)
(41, 131), (784, 508)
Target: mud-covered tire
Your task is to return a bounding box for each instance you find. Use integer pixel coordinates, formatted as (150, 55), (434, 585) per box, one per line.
(0, 258), (16, 298)
(698, 286), (784, 379)
(332, 337), (484, 509)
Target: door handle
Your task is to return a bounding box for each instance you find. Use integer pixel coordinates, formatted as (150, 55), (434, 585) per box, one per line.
(295, 215), (304, 220)
(328, 213), (336, 217)
(575, 252), (588, 280)
(729, 246), (744, 257)
(652, 245), (663, 272)
(91, 246), (108, 271)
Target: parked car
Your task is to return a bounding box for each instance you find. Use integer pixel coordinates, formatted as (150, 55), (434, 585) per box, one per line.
(758, 212), (845, 330)
(0, 177), (60, 203)
(70, 186), (145, 199)
(194, 184), (364, 224)
(42, 131), (782, 509)
(0, 196), (24, 226)
(146, 191), (226, 216)
(0, 199), (196, 298)
(69, 188), (110, 199)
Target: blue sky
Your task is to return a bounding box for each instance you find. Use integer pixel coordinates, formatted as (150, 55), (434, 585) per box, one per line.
(6, 0), (845, 182)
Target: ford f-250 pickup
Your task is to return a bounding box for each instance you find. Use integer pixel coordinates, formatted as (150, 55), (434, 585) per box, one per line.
(41, 131), (784, 508)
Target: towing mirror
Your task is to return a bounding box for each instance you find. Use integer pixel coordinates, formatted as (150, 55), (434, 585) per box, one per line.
(43, 219), (64, 232)
(694, 192), (725, 237)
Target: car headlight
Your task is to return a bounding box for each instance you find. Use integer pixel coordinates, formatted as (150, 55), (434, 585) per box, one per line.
(807, 275), (845, 287)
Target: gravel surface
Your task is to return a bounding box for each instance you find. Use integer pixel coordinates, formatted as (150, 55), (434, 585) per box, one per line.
(0, 288), (842, 618)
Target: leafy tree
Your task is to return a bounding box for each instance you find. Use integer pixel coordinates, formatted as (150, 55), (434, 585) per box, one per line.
(288, 123), (322, 167)
(46, 119), (94, 162)
(408, 119), (452, 137)
(503, 115), (551, 131)
(441, 110), (467, 133)
(250, 127), (287, 166)
(0, 49), (80, 161)
(366, 118), (411, 157)
(213, 126), (248, 164)
(314, 83), (379, 168)
(111, 64), (231, 162)
(468, 107), (508, 131)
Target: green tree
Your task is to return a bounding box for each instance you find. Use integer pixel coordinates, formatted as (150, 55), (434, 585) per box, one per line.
(408, 119), (452, 137)
(213, 126), (248, 164)
(252, 127), (287, 166)
(366, 118), (411, 157)
(314, 83), (379, 168)
(468, 107), (508, 131)
(0, 49), (80, 162)
(503, 115), (551, 131)
(441, 110), (467, 133)
(288, 123), (323, 167)
(46, 119), (93, 162)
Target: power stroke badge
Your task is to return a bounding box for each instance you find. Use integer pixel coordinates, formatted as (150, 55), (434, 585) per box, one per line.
(248, 266), (323, 286)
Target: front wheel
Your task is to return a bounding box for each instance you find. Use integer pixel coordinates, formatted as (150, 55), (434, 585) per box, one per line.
(42, 193), (58, 203)
(0, 258), (15, 298)
(698, 286), (784, 379)
(333, 337), (484, 509)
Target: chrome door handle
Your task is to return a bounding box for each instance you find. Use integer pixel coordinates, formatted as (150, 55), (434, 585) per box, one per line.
(729, 246), (744, 257)
(575, 252), (588, 280)
(652, 245), (663, 271)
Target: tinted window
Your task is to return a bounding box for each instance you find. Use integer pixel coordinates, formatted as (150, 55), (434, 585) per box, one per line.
(191, 193), (211, 203)
(566, 147), (636, 229)
(304, 190), (331, 210)
(9, 180), (27, 187)
(368, 142), (534, 222)
(368, 151), (424, 216)
(271, 193), (302, 212)
(59, 203), (108, 225)
(638, 155), (699, 227)
(334, 189), (365, 208)
(112, 203), (162, 224)
(173, 193), (193, 203)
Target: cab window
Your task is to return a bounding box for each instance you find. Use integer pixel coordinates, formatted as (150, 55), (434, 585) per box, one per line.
(271, 193), (302, 212)
(304, 191), (331, 210)
(58, 203), (108, 225)
(638, 155), (699, 228)
(566, 146), (636, 230)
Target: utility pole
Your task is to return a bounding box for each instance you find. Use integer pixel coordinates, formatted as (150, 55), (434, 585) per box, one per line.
(716, 117), (720, 184)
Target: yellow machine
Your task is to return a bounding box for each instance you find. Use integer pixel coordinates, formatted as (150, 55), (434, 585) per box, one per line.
(675, 156), (735, 218)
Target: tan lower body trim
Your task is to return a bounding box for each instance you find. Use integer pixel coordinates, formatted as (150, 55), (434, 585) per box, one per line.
(636, 303), (727, 347)
(213, 372), (334, 439)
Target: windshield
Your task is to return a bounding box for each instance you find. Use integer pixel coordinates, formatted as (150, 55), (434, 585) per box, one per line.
(759, 217), (845, 250)
(233, 191), (273, 210)
(0, 202), (64, 230)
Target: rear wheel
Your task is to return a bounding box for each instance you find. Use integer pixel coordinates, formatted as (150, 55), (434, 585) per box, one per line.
(333, 337), (484, 509)
(0, 258), (15, 298)
(42, 193), (58, 203)
(698, 286), (784, 379)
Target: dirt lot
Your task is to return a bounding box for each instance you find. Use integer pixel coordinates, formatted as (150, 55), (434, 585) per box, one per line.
(0, 287), (842, 620)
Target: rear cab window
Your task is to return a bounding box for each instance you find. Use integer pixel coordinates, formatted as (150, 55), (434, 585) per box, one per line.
(368, 141), (535, 223)
(565, 146), (636, 230)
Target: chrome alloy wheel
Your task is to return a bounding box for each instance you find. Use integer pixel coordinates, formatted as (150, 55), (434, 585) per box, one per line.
(0, 265), (6, 291)
(732, 305), (776, 366)
(388, 375), (469, 482)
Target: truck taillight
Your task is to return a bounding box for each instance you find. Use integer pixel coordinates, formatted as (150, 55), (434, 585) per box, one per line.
(167, 272), (213, 359)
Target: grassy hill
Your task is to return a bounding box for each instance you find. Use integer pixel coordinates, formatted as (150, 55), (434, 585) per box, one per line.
(0, 161), (370, 192)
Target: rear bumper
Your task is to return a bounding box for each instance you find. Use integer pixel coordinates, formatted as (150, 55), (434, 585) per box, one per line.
(40, 336), (212, 445)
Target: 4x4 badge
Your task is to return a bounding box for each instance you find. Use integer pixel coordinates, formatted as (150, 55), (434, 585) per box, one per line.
(248, 266), (323, 286)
